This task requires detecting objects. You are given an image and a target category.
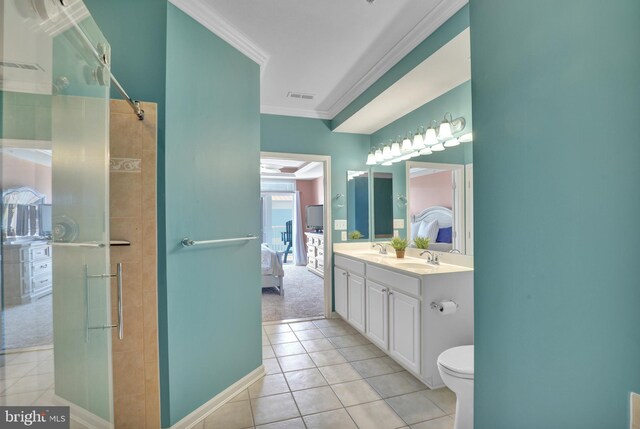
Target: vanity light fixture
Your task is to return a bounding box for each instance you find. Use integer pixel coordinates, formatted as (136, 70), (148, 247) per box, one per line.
(382, 145), (392, 160)
(401, 135), (413, 153)
(390, 141), (402, 157)
(366, 153), (377, 165)
(412, 127), (426, 150)
(444, 137), (460, 148)
(425, 124), (438, 146)
(364, 113), (471, 166)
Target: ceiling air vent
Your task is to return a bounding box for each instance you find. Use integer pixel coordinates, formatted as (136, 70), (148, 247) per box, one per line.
(287, 91), (314, 100)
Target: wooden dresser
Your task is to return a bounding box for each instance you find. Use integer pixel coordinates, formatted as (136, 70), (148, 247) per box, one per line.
(2, 240), (52, 305)
(305, 232), (324, 278)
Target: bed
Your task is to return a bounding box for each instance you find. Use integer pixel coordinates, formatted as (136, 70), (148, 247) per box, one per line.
(410, 206), (454, 252)
(261, 244), (285, 295)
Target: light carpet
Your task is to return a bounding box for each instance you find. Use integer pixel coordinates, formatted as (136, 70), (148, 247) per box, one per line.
(262, 264), (324, 322)
(3, 294), (53, 350)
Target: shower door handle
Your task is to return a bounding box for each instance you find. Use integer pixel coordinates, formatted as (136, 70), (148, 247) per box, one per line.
(115, 262), (123, 340)
(86, 262), (124, 340)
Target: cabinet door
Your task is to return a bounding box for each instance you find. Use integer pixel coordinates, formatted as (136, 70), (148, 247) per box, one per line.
(347, 273), (366, 333)
(389, 290), (420, 373)
(334, 267), (348, 319)
(366, 280), (388, 349)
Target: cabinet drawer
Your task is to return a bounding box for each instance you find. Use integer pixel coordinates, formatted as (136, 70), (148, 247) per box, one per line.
(317, 258), (324, 269)
(32, 272), (52, 292)
(334, 255), (365, 277)
(31, 245), (51, 260)
(31, 260), (52, 276)
(367, 265), (420, 298)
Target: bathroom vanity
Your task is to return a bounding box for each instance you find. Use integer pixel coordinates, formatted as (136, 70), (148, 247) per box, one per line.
(333, 245), (473, 388)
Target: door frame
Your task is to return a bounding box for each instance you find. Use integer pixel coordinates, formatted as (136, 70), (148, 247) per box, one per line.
(260, 151), (333, 319)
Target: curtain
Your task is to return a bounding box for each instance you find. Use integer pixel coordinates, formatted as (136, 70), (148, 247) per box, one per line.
(293, 191), (307, 266)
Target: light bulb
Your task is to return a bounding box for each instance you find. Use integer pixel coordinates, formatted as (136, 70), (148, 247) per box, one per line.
(425, 127), (438, 146)
(410, 151), (420, 158)
(374, 149), (384, 162)
(391, 142), (402, 157)
(444, 138), (460, 147)
(459, 132), (473, 143)
(382, 146), (392, 160)
(438, 121), (453, 141)
(366, 153), (377, 165)
(412, 132), (425, 150)
(381, 161), (392, 166)
(431, 142), (445, 151)
(419, 147), (432, 155)
(401, 136), (412, 153)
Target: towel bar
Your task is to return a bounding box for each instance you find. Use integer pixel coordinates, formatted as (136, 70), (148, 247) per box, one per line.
(181, 235), (258, 247)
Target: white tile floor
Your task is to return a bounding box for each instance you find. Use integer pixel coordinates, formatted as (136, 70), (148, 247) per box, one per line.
(0, 348), (55, 406)
(197, 318), (456, 429)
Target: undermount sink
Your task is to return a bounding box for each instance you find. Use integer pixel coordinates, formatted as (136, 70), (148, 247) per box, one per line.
(392, 260), (434, 270)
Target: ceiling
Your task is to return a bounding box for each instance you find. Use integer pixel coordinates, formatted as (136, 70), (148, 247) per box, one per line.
(334, 28), (470, 134)
(170, 0), (468, 120)
(260, 158), (323, 180)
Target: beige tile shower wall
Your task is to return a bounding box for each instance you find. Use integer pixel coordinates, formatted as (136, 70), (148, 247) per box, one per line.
(109, 100), (160, 429)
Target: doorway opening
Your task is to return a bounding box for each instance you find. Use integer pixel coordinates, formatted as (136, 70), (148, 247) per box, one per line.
(259, 153), (332, 322)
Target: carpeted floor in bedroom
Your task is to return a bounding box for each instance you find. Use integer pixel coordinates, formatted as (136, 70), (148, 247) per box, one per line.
(262, 263), (324, 322)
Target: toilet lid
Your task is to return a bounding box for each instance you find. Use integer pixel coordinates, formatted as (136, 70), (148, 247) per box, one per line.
(438, 345), (474, 376)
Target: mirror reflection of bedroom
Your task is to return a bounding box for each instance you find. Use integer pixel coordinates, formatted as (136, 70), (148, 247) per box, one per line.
(0, 148), (54, 354)
(260, 156), (326, 322)
(408, 162), (473, 254)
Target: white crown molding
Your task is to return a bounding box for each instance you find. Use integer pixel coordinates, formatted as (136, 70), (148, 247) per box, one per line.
(261, 104), (333, 120)
(325, 0), (469, 120)
(168, 0), (269, 71)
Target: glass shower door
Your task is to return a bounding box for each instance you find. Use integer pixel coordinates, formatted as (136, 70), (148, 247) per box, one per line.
(1, 0), (114, 423)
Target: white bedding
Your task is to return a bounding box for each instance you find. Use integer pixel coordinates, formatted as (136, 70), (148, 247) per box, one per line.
(261, 244), (284, 277)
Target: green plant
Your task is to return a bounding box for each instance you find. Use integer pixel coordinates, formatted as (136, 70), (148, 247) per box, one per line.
(414, 236), (431, 250)
(389, 236), (408, 251)
(349, 230), (362, 240)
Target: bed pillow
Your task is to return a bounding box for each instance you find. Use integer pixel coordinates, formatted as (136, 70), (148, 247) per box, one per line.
(410, 221), (421, 241)
(417, 219), (439, 242)
(436, 226), (453, 243)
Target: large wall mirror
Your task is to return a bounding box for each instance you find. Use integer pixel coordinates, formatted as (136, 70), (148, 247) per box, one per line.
(373, 172), (393, 239)
(346, 170), (369, 240)
(407, 161), (473, 255)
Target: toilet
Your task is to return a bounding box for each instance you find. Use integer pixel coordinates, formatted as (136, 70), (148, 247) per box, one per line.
(437, 345), (474, 429)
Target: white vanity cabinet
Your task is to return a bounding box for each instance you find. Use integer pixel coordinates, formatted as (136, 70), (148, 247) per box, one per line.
(334, 255), (366, 333)
(366, 280), (388, 349)
(333, 250), (474, 388)
(365, 265), (421, 374)
(334, 267), (348, 319)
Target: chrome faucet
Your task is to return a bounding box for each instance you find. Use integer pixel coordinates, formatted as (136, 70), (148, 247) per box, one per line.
(372, 243), (388, 255)
(449, 248), (462, 254)
(420, 250), (439, 265)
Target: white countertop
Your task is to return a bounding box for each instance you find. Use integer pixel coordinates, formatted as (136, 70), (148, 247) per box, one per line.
(333, 247), (474, 277)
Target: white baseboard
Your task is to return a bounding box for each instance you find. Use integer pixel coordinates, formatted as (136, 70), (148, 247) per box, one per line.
(170, 365), (265, 429)
(52, 394), (113, 429)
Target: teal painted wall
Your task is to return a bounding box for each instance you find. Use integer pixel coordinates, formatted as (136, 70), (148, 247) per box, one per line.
(163, 4), (261, 426)
(260, 114), (371, 245)
(470, 1), (640, 428)
(331, 4), (469, 130)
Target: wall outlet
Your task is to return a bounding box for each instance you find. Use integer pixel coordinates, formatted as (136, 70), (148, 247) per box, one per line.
(632, 392), (640, 429)
(341, 231), (347, 241)
(393, 219), (405, 229)
(334, 219), (347, 230)
(393, 230), (399, 237)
